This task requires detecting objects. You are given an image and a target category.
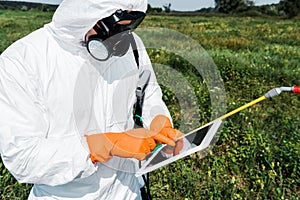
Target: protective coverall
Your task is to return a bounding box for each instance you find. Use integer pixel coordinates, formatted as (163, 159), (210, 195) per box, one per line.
(0, 0), (172, 199)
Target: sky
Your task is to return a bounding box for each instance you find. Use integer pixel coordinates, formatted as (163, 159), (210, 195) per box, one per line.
(5, 0), (281, 11)
(148, 0), (280, 11)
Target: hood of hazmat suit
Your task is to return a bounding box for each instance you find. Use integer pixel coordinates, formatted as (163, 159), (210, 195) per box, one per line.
(0, 0), (171, 199)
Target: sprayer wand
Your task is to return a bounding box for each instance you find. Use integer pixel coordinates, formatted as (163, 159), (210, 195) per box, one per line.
(265, 86), (300, 98)
(213, 86), (300, 122)
(177, 86), (300, 140)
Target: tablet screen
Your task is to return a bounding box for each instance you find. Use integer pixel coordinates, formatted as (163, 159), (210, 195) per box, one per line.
(136, 119), (222, 176)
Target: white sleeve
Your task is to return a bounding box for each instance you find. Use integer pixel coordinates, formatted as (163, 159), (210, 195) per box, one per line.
(0, 57), (96, 186)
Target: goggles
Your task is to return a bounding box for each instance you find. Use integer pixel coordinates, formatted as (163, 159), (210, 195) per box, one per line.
(102, 9), (146, 32)
(86, 9), (146, 61)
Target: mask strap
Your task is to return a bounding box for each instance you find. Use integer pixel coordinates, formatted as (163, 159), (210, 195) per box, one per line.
(93, 24), (103, 34)
(129, 33), (139, 69)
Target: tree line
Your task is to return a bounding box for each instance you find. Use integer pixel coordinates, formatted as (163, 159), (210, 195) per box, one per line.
(214, 0), (300, 18)
(148, 0), (300, 18)
(0, 0), (299, 18)
(0, 1), (57, 12)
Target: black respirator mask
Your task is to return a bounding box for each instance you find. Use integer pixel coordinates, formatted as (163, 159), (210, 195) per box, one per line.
(86, 9), (146, 61)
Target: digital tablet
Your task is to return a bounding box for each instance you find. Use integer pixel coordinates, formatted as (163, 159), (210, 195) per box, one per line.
(136, 119), (222, 176)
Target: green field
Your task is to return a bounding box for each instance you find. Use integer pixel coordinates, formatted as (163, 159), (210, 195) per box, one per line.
(0, 9), (299, 199)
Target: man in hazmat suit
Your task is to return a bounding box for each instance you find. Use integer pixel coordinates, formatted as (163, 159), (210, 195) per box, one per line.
(0, 0), (182, 199)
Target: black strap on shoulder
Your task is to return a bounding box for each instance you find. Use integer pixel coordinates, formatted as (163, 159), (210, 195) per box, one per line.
(130, 33), (152, 200)
(140, 173), (151, 200)
(134, 70), (151, 128)
(134, 70), (152, 199)
(129, 32), (140, 69)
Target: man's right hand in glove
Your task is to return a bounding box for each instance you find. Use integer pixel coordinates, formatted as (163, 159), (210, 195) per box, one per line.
(150, 115), (184, 156)
(86, 115), (182, 163)
(85, 128), (157, 163)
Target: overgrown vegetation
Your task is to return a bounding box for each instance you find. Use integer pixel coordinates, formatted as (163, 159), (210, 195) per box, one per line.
(142, 15), (299, 199)
(0, 9), (299, 200)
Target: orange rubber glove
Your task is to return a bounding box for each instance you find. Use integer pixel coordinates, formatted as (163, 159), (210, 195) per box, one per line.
(162, 139), (184, 156)
(85, 128), (156, 163)
(150, 115), (183, 145)
(150, 115), (184, 155)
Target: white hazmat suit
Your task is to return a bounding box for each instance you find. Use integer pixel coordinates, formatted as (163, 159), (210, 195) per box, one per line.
(0, 0), (171, 199)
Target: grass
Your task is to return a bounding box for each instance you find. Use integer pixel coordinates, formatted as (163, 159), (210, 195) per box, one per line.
(0, 9), (299, 199)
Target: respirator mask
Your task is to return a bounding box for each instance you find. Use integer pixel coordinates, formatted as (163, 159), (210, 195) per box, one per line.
(86, 9), (146, 61)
